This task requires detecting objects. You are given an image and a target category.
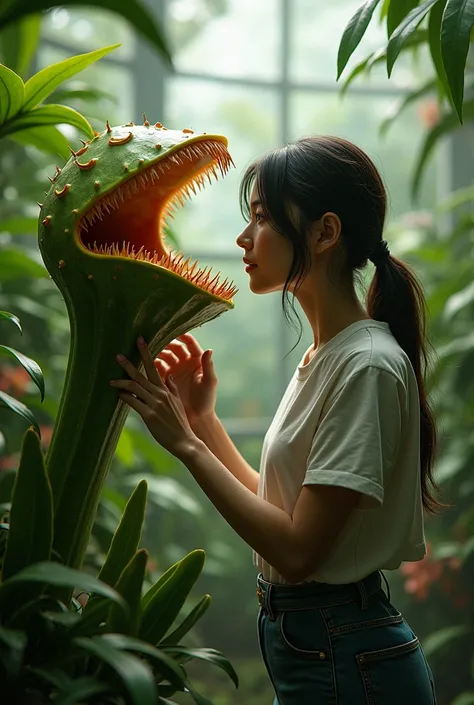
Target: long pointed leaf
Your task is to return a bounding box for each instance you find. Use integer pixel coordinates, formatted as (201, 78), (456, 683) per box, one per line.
(99, 633), (187, 688)
(1, 428), (51, 582)
(73, 636), (157, 705)
(97, 479), (148, 587)
(160, 595), (211, 646)
(428, 0), (449, 99)
(0, 2), (172, 65)
(141, 561), (179, 611)
(0, 310), (22, 333)
(11, 124), (70, 161)
(162, 646), (239, 689)
(108, 549), (148, 636)
(0, 63), (24, 123)
(0, 344), (44, 400)
(140, 550), (205, 646)
(411, 99), (474, 197)
(387, 0), (441, 76)
(0, 103), (94, 139)
(0, 391), (40, 435)
(441, 0), (474, 121)
(387, 0), (420, 35)
(0, 562), (129, 617)
(22, 44), (119, 111)
(337, 0), (383, 78)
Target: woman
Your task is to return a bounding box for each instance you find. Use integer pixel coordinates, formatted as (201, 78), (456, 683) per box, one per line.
(110, 136), (440, 704)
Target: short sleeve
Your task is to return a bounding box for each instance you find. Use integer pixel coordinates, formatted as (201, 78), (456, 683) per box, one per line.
(303, 366), (403, 508)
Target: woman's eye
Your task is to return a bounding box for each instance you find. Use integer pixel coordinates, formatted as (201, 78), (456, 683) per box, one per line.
(255, 212), (264, 222)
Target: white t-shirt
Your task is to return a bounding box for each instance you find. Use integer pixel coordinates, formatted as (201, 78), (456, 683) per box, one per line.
(254, 319), (426, 584)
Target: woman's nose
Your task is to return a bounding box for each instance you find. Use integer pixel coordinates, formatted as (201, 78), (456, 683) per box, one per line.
(236, 225), (253, 250)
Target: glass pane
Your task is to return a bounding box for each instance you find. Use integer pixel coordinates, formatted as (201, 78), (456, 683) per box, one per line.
(291, 0), (431, 88)
(164, 77), (280, 253)
(42, 7), (134, 60)
(38, 46), (135, 127)
(181, 258), (282, 418)
(290, 92), (437, 215)
(166, 0), (280, 80)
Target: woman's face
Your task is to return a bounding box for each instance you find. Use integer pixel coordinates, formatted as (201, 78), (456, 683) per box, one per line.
(236, 184), (295, 295)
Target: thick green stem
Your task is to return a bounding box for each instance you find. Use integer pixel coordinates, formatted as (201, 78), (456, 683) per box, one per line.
(46, 261), (229, 570)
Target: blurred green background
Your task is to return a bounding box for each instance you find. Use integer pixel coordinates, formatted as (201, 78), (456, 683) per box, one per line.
(1, 0), (474, 703)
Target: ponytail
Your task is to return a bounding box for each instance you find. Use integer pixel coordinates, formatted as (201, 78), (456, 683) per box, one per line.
(367, 256), (443, 514)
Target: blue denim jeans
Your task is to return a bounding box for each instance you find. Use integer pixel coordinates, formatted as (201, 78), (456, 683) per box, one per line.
(256, 571), (436, 705)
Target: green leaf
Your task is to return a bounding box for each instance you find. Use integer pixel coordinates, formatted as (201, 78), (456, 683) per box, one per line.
(50, 85), (118, 106)
(0, 391), (40, 434)
(162, 646), (239, 689)
(0, 63), (24, 124)
(0, 0), (172, 64)
(387, 0), (420, 35)
(441, 0), (474, 121)
(0, 562), (129, 617)
(160, 594), (211, 646)
(337, 0), (384, 78)
(0, 345), (44, 401)
(11, 124), (70, 161)
(0, 626), (27, 678)
(73, 636), (158, 705)
(1, 428), (51, 584)
(0, 310), (22, 333)
(387, 0), (441, 76)
(97, 480), (148, 588)
(0, 103), (94, 139)
(140, 550), (205, 646)
(0, 13), (41, 77)
(380, 0), (392, 22)
(35, 675), (110, 704)
(108, 549), (148, 636)
(451, 694), (474, 705)
(423, 624), (469, 657)
(141, 562), (179, 611)
(99, 633), (187, 688)
(22, 43), (120, 111)
(0, 248), (48, 280)
(380, 78), (437, 135)
(428, 0), (449, 99)
(411, 99), (474, 197)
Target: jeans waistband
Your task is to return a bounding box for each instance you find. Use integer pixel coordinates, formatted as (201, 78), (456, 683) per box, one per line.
(256, 571), (386, 619)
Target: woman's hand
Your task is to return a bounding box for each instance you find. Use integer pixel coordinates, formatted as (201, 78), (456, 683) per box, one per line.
(110, 336), (197, 458)
(153, 333), (217, 427)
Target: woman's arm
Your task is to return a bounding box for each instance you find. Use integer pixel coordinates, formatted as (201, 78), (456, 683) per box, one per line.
(176, 437), (360, 584)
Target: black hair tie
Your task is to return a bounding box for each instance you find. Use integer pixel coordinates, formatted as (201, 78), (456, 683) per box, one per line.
(369, 239), (390, 267)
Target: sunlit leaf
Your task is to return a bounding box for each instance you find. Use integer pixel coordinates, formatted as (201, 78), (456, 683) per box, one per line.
(0, 392), (40, 434)
(441, 0), (474, 121)
(428, 0), (449, 100)
(387, 0), (441, 76)
(73, 636), (158, 705)
(0, 310), (22, 332)
(0, 344), (44, 400)
(0, 63), (24, 123)
(0, 12), (41, 77)
(11, 124), (70, 161)
(0, 103), (94, 139)
(1, 428), (51, 585)
(0, 2), (172, 65)
(337, 0), (384, 78)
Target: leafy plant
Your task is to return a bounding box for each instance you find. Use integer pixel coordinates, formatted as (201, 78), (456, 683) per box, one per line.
(337, 0), (474, 197)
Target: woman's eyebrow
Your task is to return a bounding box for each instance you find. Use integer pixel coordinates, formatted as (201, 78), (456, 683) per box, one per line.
(250, 198), (261, 209)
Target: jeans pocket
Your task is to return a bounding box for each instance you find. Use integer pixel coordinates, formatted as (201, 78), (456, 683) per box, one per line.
(278, 608), (329, 660)
(357, 636), (436, 705)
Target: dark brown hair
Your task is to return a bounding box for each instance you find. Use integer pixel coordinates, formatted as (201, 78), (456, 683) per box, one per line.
(240, 135), (442, 514)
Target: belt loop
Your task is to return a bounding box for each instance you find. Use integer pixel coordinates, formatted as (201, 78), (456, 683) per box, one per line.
(260, 580), (276, 621)
(356, 576), (369, 610)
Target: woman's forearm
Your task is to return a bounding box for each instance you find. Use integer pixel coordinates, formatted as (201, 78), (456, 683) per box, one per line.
(176, 436), (301, 582)
(190, 413), (259, 494)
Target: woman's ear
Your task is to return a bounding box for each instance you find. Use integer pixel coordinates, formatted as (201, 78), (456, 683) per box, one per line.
(311, 212), (342, 254)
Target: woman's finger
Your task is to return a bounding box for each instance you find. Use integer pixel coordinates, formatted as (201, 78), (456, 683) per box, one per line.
(157, 349), (180, 366)
(177, 333), (204, 358)
(165, 340), (192, 361)
(137, 338), (164, 387)
(153, 358), (170, 378)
